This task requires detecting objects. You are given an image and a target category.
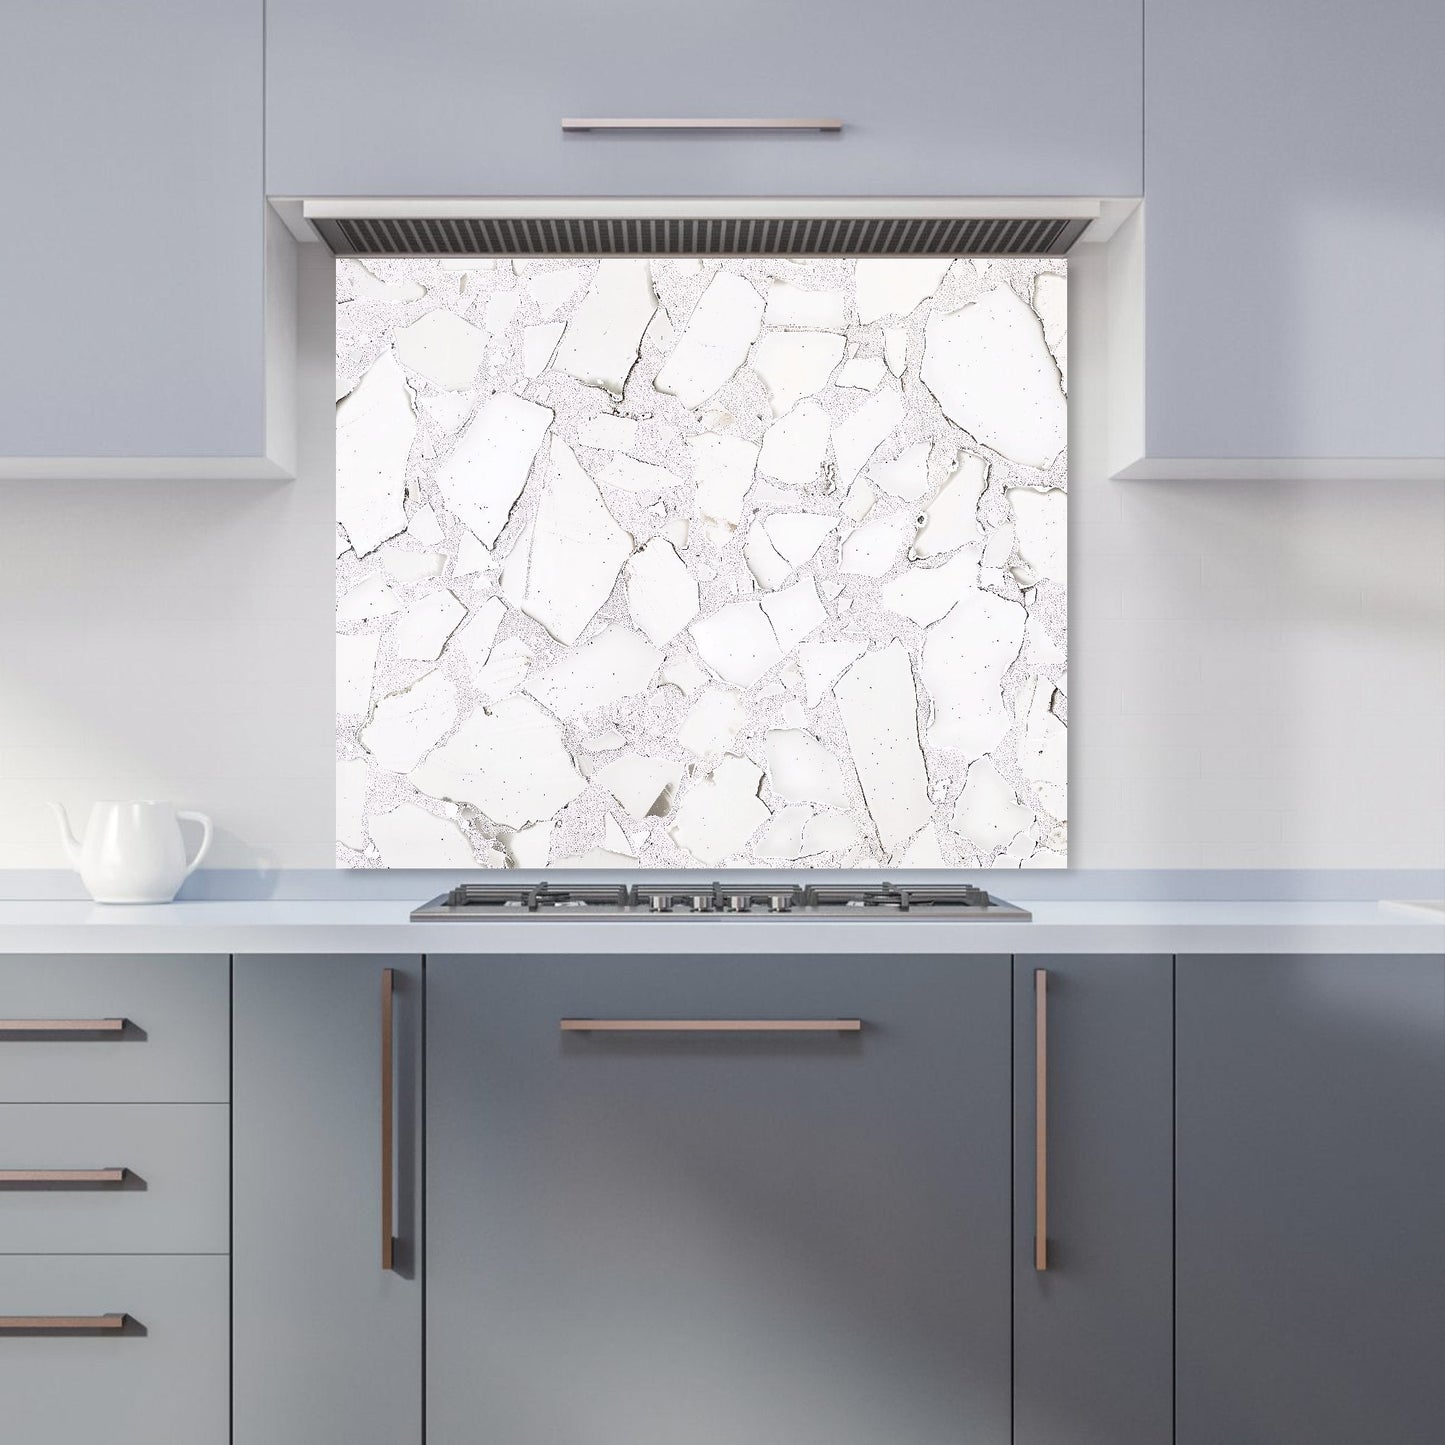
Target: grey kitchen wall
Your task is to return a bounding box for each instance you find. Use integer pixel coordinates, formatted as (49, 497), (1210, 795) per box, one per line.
(1, 242), (1441, 870)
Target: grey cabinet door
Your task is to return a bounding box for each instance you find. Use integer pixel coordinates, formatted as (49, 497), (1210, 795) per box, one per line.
(0, 0), (285, 475)
(1138, 1), (1445, 470)
(428, 953), (1012, 1445)
(233, 955), (423, 1445)
(1013, 956), (1173, 1445)
(1176, 953), (1445, 1444)
(267, 1), (1141, 197)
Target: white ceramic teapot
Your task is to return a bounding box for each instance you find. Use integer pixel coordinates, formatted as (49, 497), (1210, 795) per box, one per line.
(49, 801), (212, 904)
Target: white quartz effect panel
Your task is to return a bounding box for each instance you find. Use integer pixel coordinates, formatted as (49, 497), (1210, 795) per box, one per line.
(369, 801), (490, 867)
(393, 310), (487, 391)
(391, 589), (465, 662)
(625, 539), (700, 644)
(337, 255), (1067, 867)
(510, 439), (633, 644)
(410, 696), (587, 829)
(921, 589), (1026, 759)
(336, 351), (414, 558)
(855, 259), (954, 326)
(834, 642), (933, 854)
(551, 260), (657, 397)
(750, 332), (846, 416)
(655, 272), (766, 409)
(523, 626), (661, 719)
(336, 632), (381, 715)
(920, 284), (1067, 470)
(758, 400), (831, 486)
(433, 394), (552, 547)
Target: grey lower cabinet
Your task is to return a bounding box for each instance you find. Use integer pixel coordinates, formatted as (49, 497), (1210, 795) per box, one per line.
(427, 952), (1013, 1445)
(1176, 953), (1445, 1444)
(232, 955), (423, 1445)
(1012, 956), (1173, 1445)
(0, 952), (230, 1443)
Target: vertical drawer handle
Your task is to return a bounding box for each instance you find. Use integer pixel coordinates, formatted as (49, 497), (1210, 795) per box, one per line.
(0, 1314), (129, 1331)
(1034, 969), (1049, 1272)
(0, 1169), (128, 1186)
(381, 968), (396, 1272)
(0, 1018), (128, 1036)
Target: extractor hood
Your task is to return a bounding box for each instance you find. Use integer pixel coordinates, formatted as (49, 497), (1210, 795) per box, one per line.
(301, 198), (1102, 257)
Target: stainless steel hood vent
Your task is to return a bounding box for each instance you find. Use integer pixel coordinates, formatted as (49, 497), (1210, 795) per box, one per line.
(312, 213), (1090, 258)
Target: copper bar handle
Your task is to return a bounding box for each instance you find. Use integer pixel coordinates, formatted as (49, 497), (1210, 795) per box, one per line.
(0, 1314), (128, 1331)
(380, 968), (396, 1273)
(1034, 969), (1049, 1272)
(560, 1019), (862, 1033)
(562, 117), (842, 134)
(0, 1169), (128, 1185)
(0, 1018), (127, 1035)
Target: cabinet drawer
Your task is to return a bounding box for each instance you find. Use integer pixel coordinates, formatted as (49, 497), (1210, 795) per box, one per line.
(268, 0), (1142, 197)
(0, 955), (227, 1103)
(0, 1255), (227, 1445)
(0, 1104), (227, 1254)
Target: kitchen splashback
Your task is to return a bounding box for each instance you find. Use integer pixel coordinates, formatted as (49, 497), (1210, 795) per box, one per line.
(335, 257), (1066, 868)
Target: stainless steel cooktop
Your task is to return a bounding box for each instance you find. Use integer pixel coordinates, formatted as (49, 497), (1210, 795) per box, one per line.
(411, 881), (1031, 921)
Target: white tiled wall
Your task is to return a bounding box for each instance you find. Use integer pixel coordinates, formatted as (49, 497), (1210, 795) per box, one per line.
(1, 243), (1441, 869)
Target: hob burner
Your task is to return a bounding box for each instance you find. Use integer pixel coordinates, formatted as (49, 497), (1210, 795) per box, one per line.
(413, 880), (1029, 921)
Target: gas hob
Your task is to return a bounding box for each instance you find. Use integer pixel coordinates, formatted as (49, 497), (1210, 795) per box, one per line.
(411, 881), (1031, 921)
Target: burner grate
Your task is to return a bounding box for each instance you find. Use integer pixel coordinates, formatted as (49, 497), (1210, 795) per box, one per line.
(413, 880), (1029, 920)
(802, 882), (994, 911)
(444, 882), (631, 911)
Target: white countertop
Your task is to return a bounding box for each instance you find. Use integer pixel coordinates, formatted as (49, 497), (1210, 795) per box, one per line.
(0, 898), (1439, 954)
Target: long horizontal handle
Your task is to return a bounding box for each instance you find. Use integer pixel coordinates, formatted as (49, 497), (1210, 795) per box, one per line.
(0, 1018), (127, 1035)
(561, 1019), (862, 1033)
(562, 117), (842, 134)
(0, 1314), (128, 1331)
(0, 1169), (128, 1185)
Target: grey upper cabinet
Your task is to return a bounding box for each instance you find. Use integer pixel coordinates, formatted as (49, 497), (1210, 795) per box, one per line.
(0, 1), (293, 479)
(1176, 953), (1445, 1444)
(1012, 956), (1173, 1445)
(427, 953), (1013, 1445)
(1122, 1), (1445, 478)
(233, 955), (423, 1445)
(266, 1), (1142, 198)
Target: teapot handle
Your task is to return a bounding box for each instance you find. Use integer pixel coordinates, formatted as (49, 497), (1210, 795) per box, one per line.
(176, 811), (213, 877)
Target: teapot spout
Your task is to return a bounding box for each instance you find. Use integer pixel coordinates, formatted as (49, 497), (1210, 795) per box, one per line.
(48, 801), (82, 866)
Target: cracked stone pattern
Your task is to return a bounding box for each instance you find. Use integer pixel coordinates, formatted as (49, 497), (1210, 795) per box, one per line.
(336, 255), (1067, 869)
